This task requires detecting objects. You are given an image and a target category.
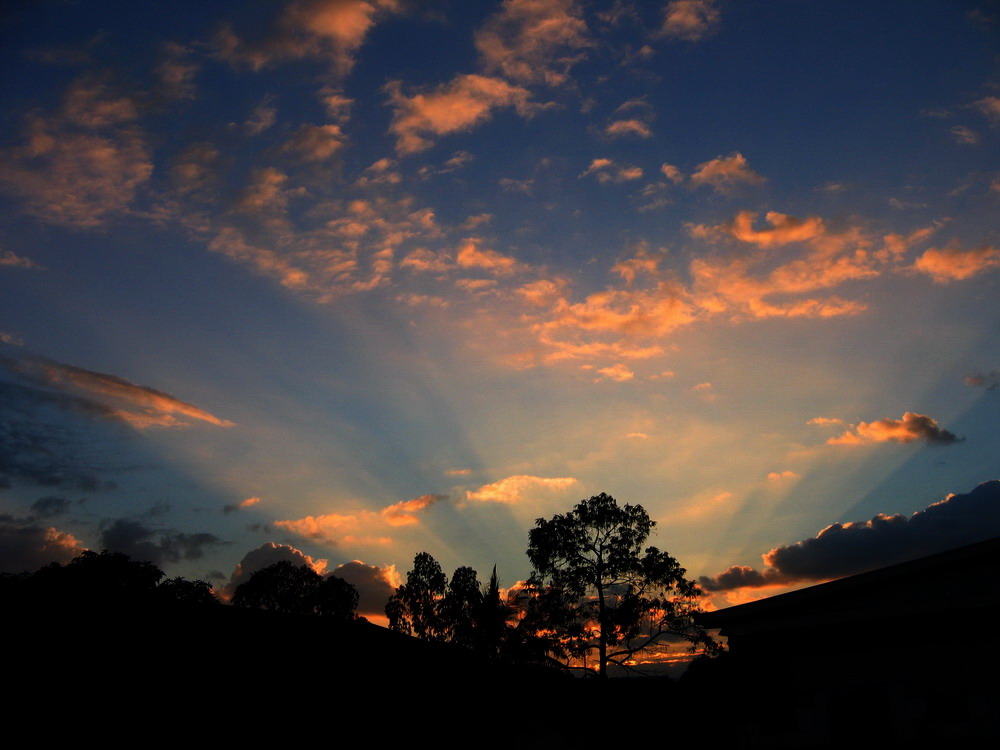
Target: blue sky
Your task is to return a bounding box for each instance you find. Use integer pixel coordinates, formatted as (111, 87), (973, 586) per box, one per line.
(2, 0), (999, 617)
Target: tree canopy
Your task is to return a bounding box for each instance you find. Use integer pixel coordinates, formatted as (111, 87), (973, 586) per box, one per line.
(386, 553), (546, 665)
(232, 560), (358, 620)
(526, 492), (715, 677)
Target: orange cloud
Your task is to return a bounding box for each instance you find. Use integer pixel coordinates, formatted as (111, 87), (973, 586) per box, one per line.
(912, 242), (1000, 283)
(659, 0), (720, 41)
(12, 355), (233, 429)
(282, 123), (347, 161)
(828, 412), (961, 446)
(807, 417), (843, 426)
(689, 152), (764, 192)
(580, 158), (643, 183)
(456, 238), (523, 276)
(0, 250), (41, 270)
(707, 211), (826, 248)
(381, 493), (446, 526)
(660, 163), (683, 183)
(605, 119), (652, 138)
(224, 496), (262, 514)
(0, 77), (152, 228)
(767, 470), (799, 480)
(215, 0), (400, 78)
(594, 363), (634, 382)
(386, 74), (536, 155)
(466, 475), (577, 503)
(209, 228), (312, 290)
(475, 0), (591, 87)
(975, 96), (1000, 125)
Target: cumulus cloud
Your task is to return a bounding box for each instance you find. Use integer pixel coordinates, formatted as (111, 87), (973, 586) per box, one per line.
(4, 354), (233, 430)
(827, 411), (962, 446)
(215, 0), (401, 78)
(385, 74), (537, 155)
(466, 474), (577, 503)
(0, 77), (152, 228)
(475, 0), (591, 87)
(659, 0), (720, 42)
(99, 518), (222, 567)
(330, 559), (400, 616)
(0, 514), (85, 573)
(701, 480), (1000, 591)
(689, 153), (764, 192)
(222, 541), (329, 600)
(912, 242), (1000, 283)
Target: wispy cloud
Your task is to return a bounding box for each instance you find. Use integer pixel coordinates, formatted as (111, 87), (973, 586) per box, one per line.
(475, 0), (591, 87)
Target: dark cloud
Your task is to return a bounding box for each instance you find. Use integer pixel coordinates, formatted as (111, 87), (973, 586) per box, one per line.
(331, 560), (397, 617)
(965, 370), (999, 390)
(0, 369), (124, 491)
(30, 496), (71, 518)
(0, 514), (85, 573)
(99, 518), (222, 567)
(702, 480), (1000, 591)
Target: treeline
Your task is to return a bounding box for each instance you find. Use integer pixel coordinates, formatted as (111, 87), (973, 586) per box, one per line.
(4, 493), (720, 680)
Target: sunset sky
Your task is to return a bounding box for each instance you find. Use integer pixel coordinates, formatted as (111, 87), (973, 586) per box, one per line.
(2, 0), (999, 619)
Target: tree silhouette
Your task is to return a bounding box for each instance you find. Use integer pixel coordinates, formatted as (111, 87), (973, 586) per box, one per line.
(387, 553), (549, 666)
(385, 552), (448, 640)
(232, 561), (357, 620)
(526, 492), (715, 678)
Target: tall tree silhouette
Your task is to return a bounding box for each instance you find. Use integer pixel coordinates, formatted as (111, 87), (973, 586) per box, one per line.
(385, 552), (448, 640)
(526, 492), (715, 677)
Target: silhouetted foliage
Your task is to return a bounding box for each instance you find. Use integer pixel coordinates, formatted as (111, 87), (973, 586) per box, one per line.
(232, 560), (358, 620)
(526, 492), (716, 677)
(386, 551), (449, 640)
(387, 554), (548, 665)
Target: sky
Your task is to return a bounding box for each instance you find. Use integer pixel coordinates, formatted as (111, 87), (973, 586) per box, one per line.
(2, 0), (1000, 621)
